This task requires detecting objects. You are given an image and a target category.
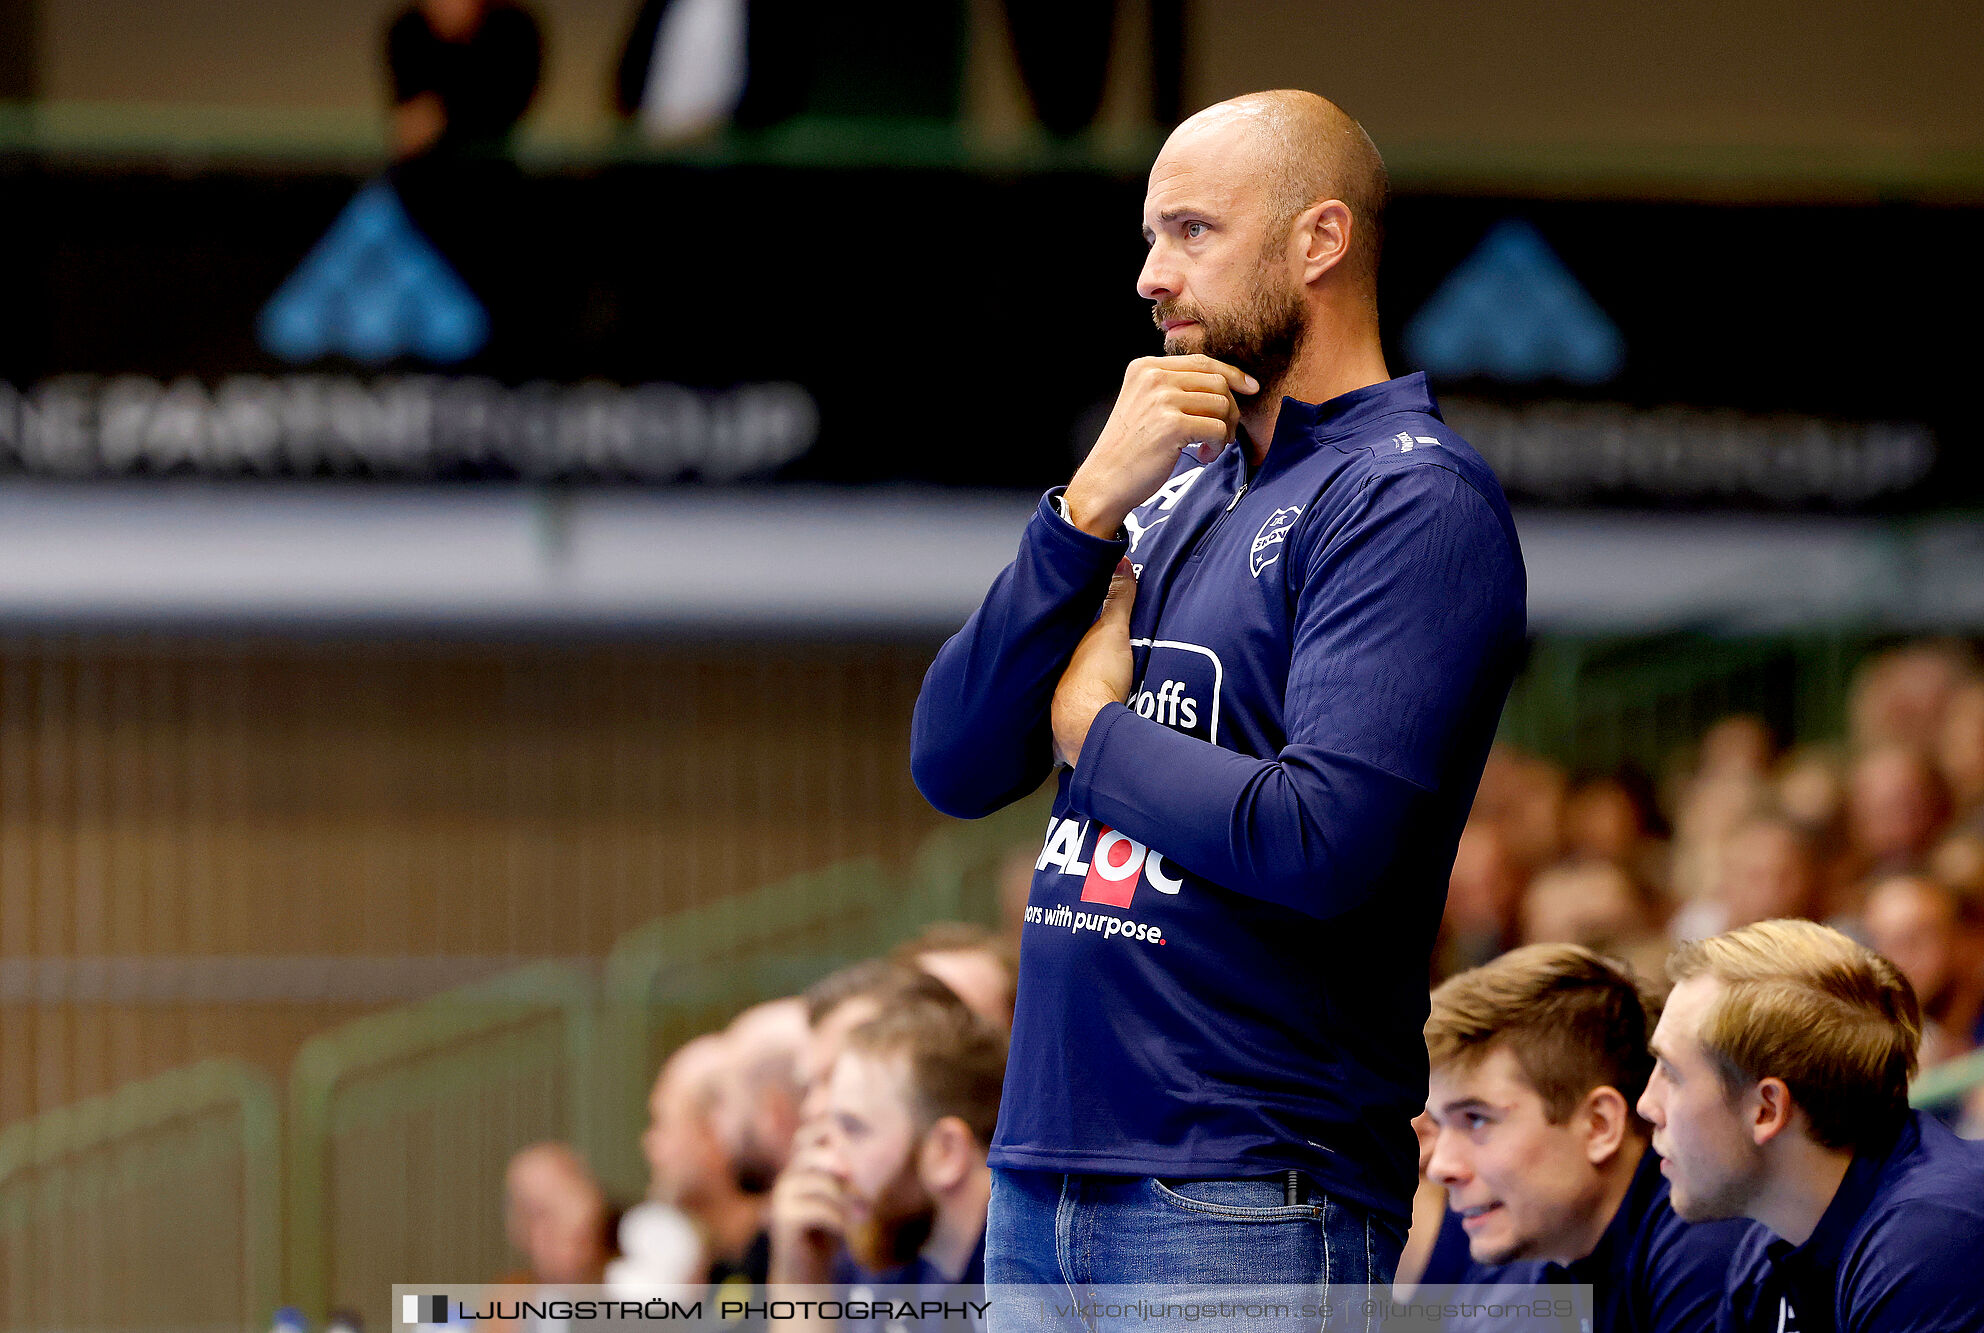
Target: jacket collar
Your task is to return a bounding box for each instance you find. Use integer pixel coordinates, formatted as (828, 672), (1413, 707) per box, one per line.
(1262, 371), (1442, 461)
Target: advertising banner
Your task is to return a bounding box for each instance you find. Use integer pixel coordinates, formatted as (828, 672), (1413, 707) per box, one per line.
(2, 159), (1974, 510)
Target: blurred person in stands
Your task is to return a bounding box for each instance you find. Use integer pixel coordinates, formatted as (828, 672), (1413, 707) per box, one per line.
(1562, 770), (1661, 868)
(1641, 919), (1984, 1332)
(499, 1143), (615, 1289)
(891, 922), (1018, 1036)
(1844, 743), (1950, 882)
(1436, 821), (1527, 979)
(796, 960), (958, 1128)
(1719, 815), (1822, 929)
(1519, 860), (1667, 982)
(1662, 713), (1775, 911)
(1422, 945), (1754, 1330)
(1847, 640), (1975, 753)
(1772, 744), (1852, 913)
(721, 998), (809, 1192)
(1931, 828), (1984, 899)
(769, 959), (964, 1286)
(769, 986), (1002, 1303)
(1774, 744), (1847, 837)
(1668, 768), (1770, 907)
(613, 0), (815, 141)
(1672, 813), (1822, 942)
(1696, 714), (1776, 782)
(1863, 873), (1984, 1065)
(1962, 1083), (1984, 1142)
(1473, 747), (1567, 872)
(640, 1032), (764, 1284)
(388, 0), (542, 160)
(1938, 675), (1984, 830)
(1563, 768), (1669, 905)
(383, 0), (544, 329)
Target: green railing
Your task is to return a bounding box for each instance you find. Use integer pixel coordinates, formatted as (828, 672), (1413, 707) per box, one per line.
(286, 962), (595, 1327)
(1497, 631), (1865, 774)
(0, 102), (1160, 175)
(1912, 1048), (1984, 1117)
(908, 797), (1051, 933)
(0, 1059), (281, 1332)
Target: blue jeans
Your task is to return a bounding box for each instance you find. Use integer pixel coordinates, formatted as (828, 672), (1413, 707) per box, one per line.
(985, 1168), (1405, 1332)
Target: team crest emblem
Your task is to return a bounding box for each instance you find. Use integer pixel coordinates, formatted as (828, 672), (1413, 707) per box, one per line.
(1249, 506), (1303, 577)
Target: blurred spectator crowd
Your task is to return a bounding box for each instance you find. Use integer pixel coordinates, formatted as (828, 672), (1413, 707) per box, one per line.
(485, 638), (1984, 1301)
(1443, 640), (1984, 1085)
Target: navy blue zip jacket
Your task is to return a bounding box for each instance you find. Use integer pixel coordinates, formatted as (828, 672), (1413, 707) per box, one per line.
(1721, 1110), (1984, 1333)
(910, 374), (1527, 1222)
(1443, 1149), (1756, 1332)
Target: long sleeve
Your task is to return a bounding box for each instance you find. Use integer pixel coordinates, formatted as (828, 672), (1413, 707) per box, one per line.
(910, 491), (1127, 819)
(1067, 463), (1523, 919)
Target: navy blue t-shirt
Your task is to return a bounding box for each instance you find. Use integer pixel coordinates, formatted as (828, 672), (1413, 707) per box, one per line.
(1445, 1148), (1755, 1332)
(1722, 1110), (1984, 1333)
(911, 375), (1527, 1222)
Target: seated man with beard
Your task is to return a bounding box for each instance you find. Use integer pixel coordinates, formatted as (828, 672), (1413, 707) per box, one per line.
(769, 985), (1003, 1327)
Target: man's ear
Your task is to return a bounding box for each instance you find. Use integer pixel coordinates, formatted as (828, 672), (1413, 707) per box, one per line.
(1750, 1077), (1796, 1147)
(1581, 1086), (1632, 1167)
(1299, 200), (1354, 285)
(917, 1116), (977, 1192)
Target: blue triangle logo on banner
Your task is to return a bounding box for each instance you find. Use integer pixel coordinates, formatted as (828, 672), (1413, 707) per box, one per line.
(258, 179), (489, 366)
(1403, 219), (1624, 385)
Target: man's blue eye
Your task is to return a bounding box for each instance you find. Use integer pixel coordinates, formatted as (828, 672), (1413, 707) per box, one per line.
(1185, 221), (1207, 238)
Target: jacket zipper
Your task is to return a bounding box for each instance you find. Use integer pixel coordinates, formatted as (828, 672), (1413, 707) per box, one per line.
(1186, 473), (1250, 563)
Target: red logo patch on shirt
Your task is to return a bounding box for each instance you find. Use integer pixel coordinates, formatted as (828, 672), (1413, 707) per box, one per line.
(1081, 827), (1147, 909)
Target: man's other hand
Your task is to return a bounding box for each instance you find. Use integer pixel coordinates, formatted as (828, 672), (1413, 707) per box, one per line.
(1053, 559), (1138, 766)
(1062, 356), (1256, 540)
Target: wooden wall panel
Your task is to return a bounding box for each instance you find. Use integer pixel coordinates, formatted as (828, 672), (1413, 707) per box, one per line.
(0, 634), (953, 1126)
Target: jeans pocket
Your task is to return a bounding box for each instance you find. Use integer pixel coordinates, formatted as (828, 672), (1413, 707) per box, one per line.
(1147, 1176), (1322, 1221)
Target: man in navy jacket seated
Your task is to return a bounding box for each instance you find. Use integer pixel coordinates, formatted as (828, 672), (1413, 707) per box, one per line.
(1640, 919), (1984, 1332)
(1421, 944), (1754, 1332)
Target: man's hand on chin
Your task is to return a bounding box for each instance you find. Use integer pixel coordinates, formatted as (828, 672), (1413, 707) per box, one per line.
(1053, 559), (1138, 767)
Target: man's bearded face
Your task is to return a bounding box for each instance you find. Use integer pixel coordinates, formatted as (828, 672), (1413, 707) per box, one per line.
(1153, 240), (1307, 400)
(844, 1139), (936, 1272)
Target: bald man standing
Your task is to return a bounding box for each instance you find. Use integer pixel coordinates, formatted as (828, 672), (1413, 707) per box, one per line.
(911, 91), (1527, 1293)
